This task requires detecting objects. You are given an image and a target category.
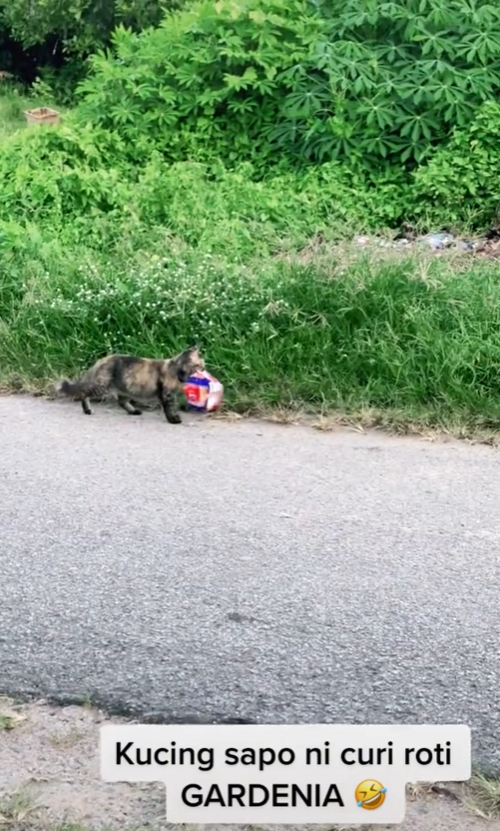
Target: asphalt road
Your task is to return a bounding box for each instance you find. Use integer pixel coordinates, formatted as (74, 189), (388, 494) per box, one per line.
(1, 395), (499, 774)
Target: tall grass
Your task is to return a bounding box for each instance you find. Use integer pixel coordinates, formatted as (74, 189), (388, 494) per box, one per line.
(2, 218), (500, 432)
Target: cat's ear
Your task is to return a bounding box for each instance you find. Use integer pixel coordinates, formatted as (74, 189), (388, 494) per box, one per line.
(186, 344), (201, 358)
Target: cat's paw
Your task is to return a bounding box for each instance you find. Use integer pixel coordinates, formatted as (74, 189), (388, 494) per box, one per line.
(166, 413), (182, 424)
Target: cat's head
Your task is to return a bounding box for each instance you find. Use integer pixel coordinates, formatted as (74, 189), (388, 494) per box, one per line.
(173, 345), (206, 384)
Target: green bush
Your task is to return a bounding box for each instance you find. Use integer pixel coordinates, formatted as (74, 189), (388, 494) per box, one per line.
(74, 0), (500, 169)
(0, 118), (131, 221)
(131, 157), (412, 251)
(4, 0), (499, 230)
(75, 0), (323, 168)
(0, 109), (413, 248)
(290, 0), (500, 166)
(412, 101), (500, 229)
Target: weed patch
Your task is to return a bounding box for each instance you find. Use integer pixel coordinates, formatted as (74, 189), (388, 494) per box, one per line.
(464, 771), (500, 819)
(0, 698), (27, 731)
(0, 784), (39, 825)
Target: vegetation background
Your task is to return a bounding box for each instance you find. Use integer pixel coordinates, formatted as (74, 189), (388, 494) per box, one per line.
(1, 0), (500, 434)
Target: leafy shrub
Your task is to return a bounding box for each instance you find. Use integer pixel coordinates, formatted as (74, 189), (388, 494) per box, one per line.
(131, 157), (411, 252)
(0, 105), (412, 252)
(286, 0), (500, 166)
(412, 101), (500, 229)
(0, 117), (132, 221)
(74, 0), (500, 170)
(75, 0), (323, 168)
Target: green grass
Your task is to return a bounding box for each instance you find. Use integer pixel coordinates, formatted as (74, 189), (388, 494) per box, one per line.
(2, 230), (500, 437)
(0, 88), (30, 139)
(0, 82), (63, 140)
(0, 89), (499, 438)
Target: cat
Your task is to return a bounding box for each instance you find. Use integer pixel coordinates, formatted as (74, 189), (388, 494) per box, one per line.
(55, 345), (205, 423)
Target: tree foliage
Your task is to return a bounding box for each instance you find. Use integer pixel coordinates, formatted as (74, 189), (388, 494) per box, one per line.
(74, 0), (500, 169)
(0, 0), (186, 75)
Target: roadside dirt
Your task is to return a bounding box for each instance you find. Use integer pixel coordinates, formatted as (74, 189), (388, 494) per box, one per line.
(0, 698), (498, 831)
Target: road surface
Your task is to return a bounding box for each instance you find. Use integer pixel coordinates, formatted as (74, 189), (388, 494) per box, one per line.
(1, 395), (499, 774)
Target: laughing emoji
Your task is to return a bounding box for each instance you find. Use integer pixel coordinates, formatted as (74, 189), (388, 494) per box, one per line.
(355, 779), (387, 810)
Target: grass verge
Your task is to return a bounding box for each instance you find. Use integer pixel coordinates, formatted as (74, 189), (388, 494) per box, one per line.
(2, 233), (500, 439)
